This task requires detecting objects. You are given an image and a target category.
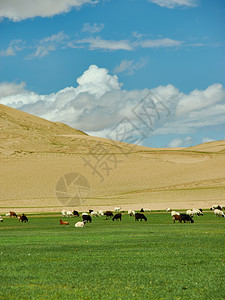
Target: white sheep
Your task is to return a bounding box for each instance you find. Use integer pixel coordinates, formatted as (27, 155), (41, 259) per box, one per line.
(186, 210), (193, 216)
(75, 221), (86, 228)
(114, 207), (121, 212)
(62, 209), (67, 217)
(98, 210), (104, 216)
(62, 210), (73, 217)
(91, 211), (99, 217)
(128, 210), (135, 216)
(192, 208), (203, 216)
(214, 209), (225, 217)
(0, 216), (3, 222)
(171, 211), (180, 217)
(211, 204), (221, 210)
(166, 208), (171, 212)
(66, 211), (73, 217)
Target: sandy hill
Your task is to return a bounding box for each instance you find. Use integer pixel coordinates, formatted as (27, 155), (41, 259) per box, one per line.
(1, 104), (225, 213)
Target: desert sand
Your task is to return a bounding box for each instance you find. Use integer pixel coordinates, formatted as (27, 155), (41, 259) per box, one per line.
(1, 104), (225, 213)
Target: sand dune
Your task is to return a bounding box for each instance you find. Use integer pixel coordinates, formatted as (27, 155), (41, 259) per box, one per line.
(1, 104), (225, 213)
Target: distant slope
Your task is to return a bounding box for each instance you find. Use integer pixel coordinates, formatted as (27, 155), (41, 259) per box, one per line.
(0, 104), (88, 155)
(187, 140), (225, 153)
(1, 104), (225, 212)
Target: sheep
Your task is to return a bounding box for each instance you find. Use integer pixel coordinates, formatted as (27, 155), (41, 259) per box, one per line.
(60, 219), (69, 225)
(75, 221), (86, 228)
(172, 215), (181, 223)
(67, 211), (73, 217)
(82, 214), (92, 223)
(6, 211), (17, 217)
(104, 211), (113, 219)
(62, 210), (73, 217)
(98, 210), (104, 216)
(214, 209), (225, 217)
(18, 214), (28, 223)
(135, 213), (147, 221)
(186, 210), (193, 217)
(171, 211), (180, 217)
(166, 208), (171, 212)
(62, 209), (67, 217)
(114, 207), (121, 212)
(112, 213), (122, 221)
(73, 210), (79, 217)
(91, 211), (99, 217)
(211, 205), (222, 211)
(192, 208), (203, 216)
(0, 216), (3, 222)
(128, 210), (135, 216)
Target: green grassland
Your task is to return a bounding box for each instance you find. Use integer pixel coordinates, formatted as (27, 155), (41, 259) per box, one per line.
(0, 212), (225, 300)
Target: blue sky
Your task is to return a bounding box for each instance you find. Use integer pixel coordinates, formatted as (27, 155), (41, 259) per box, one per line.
(0, 0), (225, 148)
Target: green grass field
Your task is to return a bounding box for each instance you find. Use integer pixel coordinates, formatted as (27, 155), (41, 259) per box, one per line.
(0, 212), (224, 299)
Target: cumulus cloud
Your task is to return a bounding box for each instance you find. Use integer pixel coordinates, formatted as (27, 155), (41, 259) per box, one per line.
(0, 82), (27, 98)
(176, 84), (225, 116)
(82, 23), (104, 33)
(0, 65), (225, 147)
(0, 0), (99, 22)
(114, 57), (149, 75)
(148, 0), (199, 9)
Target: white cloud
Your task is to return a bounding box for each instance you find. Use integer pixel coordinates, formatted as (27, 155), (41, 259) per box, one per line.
(75, 37), (133, 51)
(114, 57), (149, 75)
(0, 65), (224, 143)
(202, 137), (215, 144)
(27, 32), (69, 58)
(0, 0), (99, 22)
(168, 136), (194, 147)
(140, 38), (183, 48)
(148, 0), (199, 9)
(176, 84), (225, 115)
(82, 23), (104, 33)
(1, 33), (205, 59)
(0, 82), (27, 98)
(0, 40), (25, 57)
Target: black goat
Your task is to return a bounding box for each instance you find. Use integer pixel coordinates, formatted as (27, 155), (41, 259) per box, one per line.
(135, 213), (147, 221)
(180, 214), (194, 223)
(82, 214), (92, 223)
(112, 213), (122, 221)
(104, 211), (113, 220)
(73, 210), (79, 217)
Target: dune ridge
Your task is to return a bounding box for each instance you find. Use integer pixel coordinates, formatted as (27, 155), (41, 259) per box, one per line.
(1, 104), (225, 213)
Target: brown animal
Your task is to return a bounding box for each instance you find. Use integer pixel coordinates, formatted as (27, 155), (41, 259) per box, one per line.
(18, 214), (28, 223)
(9, 211), (17, 217)
(60, 219), (69, 225)
(104, 211), (113, 220)
(172, 215), (181, 223)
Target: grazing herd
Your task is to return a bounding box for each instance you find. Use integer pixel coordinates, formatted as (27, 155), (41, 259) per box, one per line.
(1, 204), (224, 227)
